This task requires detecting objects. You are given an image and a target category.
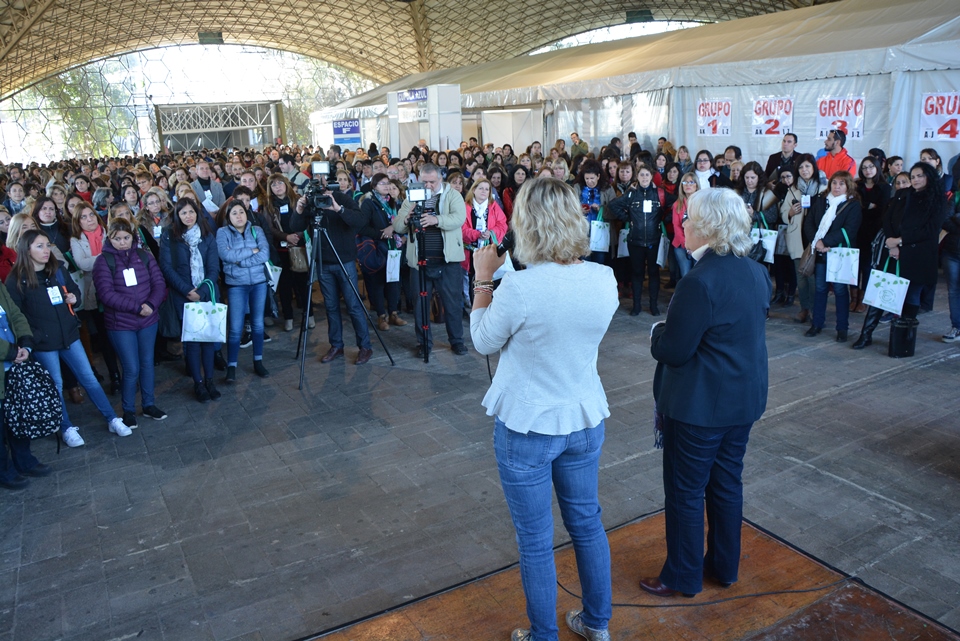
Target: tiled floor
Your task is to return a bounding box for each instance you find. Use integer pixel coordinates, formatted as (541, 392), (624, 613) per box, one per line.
(2, 287), (959, 641)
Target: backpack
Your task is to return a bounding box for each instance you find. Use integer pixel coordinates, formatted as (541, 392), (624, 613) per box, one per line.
(101, 248), (153, 275)
(4, 360), (62, 439)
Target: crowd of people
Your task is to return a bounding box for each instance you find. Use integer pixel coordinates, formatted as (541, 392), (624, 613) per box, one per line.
(0, 134), (956, 480)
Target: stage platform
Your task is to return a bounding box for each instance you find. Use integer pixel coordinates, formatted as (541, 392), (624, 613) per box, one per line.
(317, 511), (960, 641)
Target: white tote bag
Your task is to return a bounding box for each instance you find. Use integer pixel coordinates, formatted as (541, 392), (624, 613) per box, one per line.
(749, 227), (778, 264)
(264, 262), (282, 292)
(181, 280), (227, 343)
(656, 234), (670, 267)
(386, 248), (402, 283)
(862, 258), (909, 315)
(589, 210), (611, 253)
(617, 227), (630, 258)
(826, 229), (859, 286)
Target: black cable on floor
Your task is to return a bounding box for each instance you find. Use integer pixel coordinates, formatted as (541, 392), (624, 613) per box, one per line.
(557, 575), (854, 608)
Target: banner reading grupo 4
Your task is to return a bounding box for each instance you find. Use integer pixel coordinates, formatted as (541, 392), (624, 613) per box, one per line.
(816, 95), (865, 140)
(752, 96), (794, 136)
(697, 99), (732, 137)
(919, 92), (960, 141)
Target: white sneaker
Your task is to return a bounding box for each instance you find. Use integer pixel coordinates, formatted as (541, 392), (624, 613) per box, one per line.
(62, 426), (85, 447)
(942, 327), (960, 342)
(108, 417), (132, 437)
(308, 316), (316, 329)
(284, 319), (294, 332)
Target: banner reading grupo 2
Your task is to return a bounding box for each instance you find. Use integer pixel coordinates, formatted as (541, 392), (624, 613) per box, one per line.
(816, 95), (865, 140)
(697, 99), (732, 137)
(752, 96), (794, 136)
(919, 92), (960, 141)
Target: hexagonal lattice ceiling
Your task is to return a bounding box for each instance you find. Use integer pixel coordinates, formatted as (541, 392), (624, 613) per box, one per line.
(0, 0), (831, 103)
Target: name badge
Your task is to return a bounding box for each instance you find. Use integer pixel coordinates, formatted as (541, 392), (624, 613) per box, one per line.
(643, 200), (653, 213)
(123, 268), (138, 287)
(801, 195), (811, 208)
(153, 225), (162, 239)
(47, 286), (64, 305)
(279, 204), (289, 214)
(204, 190), (213, 200)
(250, 197), (259, 211)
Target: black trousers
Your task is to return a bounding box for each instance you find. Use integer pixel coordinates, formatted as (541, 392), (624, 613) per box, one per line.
(628, 244), (660, 310)
(408, 262), (464, 349)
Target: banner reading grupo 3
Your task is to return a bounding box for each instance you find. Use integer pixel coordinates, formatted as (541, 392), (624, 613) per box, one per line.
(697, 99), (732, 137)
(816, 95), (865, 140)
(752, 96), (794, 136)
(919, 92), (960, 141)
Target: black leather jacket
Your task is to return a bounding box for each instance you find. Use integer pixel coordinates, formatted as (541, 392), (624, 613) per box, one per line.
(608, 183), (663, 247)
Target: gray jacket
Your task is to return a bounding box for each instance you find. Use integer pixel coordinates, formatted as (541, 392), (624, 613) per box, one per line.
(216, 223), (270, 286)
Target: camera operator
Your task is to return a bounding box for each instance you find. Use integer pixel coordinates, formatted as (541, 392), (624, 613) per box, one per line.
(295, 174), (374, 365)
(397, 163), (468, 357)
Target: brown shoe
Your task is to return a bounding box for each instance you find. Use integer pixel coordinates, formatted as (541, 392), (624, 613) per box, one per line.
(389, 312), (407, 326)
(355, 348), (373, 365)
(794, 309), (810, 324)
(67, 386), (85, 404)
(320, 347), (344, 363)
(378, 315), (390, 331)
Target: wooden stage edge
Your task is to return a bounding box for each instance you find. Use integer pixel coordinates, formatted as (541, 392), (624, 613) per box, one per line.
(308, 510), (960, 641)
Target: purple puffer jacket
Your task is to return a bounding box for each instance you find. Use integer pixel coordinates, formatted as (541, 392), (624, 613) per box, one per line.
(92, 242), (167, 331)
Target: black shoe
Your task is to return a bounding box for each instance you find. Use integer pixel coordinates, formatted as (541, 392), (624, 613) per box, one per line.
(852, 334), (872, 349)
(452, 343), (468, 356)
(804, 326), (822, 337)
(204, 378), (221, 401)
(253, 361), (270, 378)
(19, 463), (52, 478)
(194, 382), (211, 403)
(262, 331), (272, 343)
(142, 405), (168, 420)
(0, 475), (29, 490)
(650, 305), (661, 317)
(239, 332), (253, 349)
(416, 345), (426, 359)
(122, 411), (138, 429)
(629, 307), (641, 317)
(836, 331), (848, 342)
(224, 366), (236, 383)
(214, 351), (227, 371)
(110, 373), (121, 395)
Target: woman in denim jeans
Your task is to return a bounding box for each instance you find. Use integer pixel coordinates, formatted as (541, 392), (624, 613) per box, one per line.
(216, 201), (270, 382)
(92, 218), (168, 428)
(471, 177), (619, 641)
(4, 230), (129, 447)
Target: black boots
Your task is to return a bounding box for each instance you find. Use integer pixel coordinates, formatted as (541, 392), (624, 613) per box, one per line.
(853, 306), (884, 349)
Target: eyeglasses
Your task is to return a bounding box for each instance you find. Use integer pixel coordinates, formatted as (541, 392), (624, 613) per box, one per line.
(696, 158), (710, 164)
(681, 214), (689, 223)
(681, 180), (697, 185)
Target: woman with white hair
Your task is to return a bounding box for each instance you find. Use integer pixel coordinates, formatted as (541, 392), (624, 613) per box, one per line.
(641, 187), (771, 599)
(470, 177), (618, 641)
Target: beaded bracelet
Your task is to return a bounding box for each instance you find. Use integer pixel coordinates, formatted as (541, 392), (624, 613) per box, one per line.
(473, 286), (494, 296)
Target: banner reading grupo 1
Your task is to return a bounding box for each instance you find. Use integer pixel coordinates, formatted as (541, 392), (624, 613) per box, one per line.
(919, 92), (960, 141)
(752, 96), (794, 136)
(697, 99), (732, 136)
(816, 95), (864, 140)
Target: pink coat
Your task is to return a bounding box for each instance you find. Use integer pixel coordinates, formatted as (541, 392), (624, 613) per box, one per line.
(461, 200), (509, 271)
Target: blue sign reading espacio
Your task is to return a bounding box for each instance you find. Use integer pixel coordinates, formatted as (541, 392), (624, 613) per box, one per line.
(333, 119), (361, 146)
(397, 88), (428, 104)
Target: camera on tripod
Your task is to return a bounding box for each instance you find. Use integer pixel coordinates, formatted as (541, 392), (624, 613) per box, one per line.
(405, 182), (432, 232)
(305, 161), (334, 211)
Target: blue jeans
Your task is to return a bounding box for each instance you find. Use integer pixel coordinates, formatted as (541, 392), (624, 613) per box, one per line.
(318, 261), (371, 350)
(813, 260), (849, 331)
(660, 416), (752, 595)
(944, 254), (960, 329)
(34, 340), (117, 431)
(673, 246), (693, 278)
(494, 418), (611, 640)
(107, 323), (158, 413)
(227, 282), (266, 365)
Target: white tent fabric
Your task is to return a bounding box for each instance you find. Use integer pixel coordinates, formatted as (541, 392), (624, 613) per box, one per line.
(313, 0), (960, 164)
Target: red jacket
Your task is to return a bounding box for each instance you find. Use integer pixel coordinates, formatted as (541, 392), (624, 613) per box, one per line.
(819, 148), (857, 181)
(0, 246), (15, 283)
(461, 200), (509, 271)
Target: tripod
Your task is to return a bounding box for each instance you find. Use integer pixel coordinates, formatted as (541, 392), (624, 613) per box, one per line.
(408, 204), (431, 363)
(295, 210), (395, 390)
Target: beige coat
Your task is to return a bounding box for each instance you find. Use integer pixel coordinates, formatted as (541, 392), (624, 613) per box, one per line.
(398, 186), (467, 268)
(779, 185), (805, 260)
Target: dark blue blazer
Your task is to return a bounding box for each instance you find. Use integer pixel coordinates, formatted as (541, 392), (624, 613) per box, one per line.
(651, 249), (771, 428)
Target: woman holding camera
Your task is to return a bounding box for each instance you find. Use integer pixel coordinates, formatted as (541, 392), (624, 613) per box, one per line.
(470, 177), (618, 641)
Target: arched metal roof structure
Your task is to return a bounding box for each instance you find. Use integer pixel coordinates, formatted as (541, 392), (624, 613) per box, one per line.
(0, 0), (828, 102)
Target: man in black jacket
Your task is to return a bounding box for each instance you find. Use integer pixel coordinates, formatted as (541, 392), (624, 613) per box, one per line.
(764, 133), (799, 189)
(295, 176), (373, 364)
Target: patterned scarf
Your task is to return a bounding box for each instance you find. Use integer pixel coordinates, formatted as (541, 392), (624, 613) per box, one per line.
(184, 225), (204, 288)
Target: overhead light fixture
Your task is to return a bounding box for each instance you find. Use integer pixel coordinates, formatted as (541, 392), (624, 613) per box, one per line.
(198, 31), (224, 45)
(626, 9), (654, 23)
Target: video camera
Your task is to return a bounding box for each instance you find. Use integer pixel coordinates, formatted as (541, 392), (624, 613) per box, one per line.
(405, 181), (433, 233)
(304, 161), (334, 211)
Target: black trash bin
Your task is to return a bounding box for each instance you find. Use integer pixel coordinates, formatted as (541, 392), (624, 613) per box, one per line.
(888, 317), (920, 358)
